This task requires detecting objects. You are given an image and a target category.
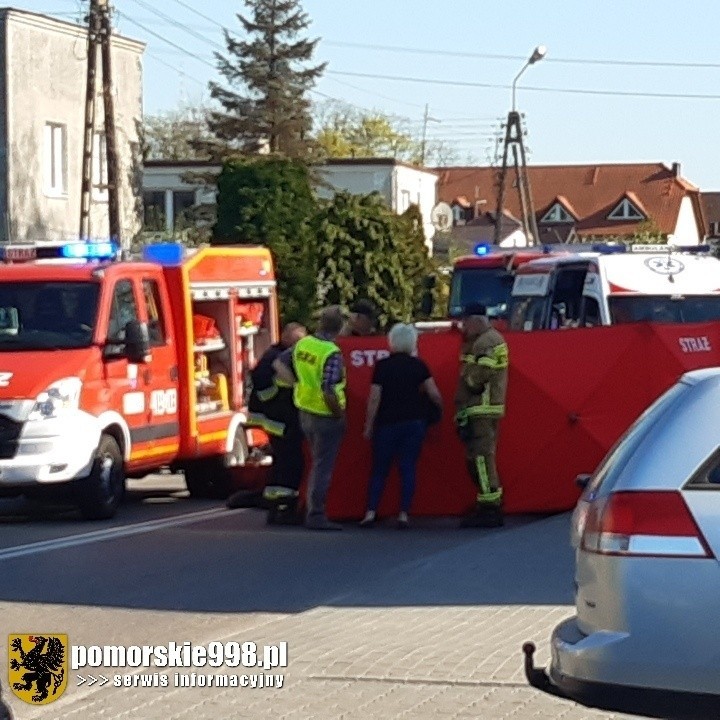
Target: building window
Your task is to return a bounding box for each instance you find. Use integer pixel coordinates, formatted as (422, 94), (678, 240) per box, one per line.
(92, 132), (108, 202)
(608, 198), (645, 221)
(173, 190), (196, 230)
(540, 203), (574, 224)
(143, 191), (166, 232)
(44, 123), (67, 196)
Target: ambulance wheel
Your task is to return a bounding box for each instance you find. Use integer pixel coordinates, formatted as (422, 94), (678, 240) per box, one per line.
(184, 458), (232, 499)
(78, 434), (125, 520)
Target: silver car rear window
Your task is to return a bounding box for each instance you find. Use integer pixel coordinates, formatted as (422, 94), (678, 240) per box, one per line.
(586, 381), (689, 497)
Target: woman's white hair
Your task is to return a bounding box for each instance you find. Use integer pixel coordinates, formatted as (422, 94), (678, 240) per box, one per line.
(388, 323), (418, 354)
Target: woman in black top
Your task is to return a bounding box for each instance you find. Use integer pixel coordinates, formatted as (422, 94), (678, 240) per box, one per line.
(361, 323), (443, 528)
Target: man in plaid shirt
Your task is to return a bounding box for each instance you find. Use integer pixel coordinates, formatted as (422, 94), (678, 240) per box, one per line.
(274, 306), (347, 530)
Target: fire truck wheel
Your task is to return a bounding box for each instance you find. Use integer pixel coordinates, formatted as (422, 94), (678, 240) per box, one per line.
(78, 434), (125, 520)
(184, 458), (232, 500)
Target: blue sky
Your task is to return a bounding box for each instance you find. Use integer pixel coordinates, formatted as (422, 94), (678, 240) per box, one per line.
(19, 0), (720, 189)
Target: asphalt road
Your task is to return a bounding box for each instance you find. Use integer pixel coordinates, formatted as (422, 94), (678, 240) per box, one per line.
(0, 475), (646, 720)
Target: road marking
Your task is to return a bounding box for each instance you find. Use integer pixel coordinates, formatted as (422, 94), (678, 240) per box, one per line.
(0, 507), (227, 561)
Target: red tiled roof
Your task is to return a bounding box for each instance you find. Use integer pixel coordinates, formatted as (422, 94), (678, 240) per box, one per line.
(434, 163), (699, 237)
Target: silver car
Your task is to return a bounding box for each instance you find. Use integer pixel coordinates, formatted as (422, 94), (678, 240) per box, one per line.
(524, 368), (720, 717)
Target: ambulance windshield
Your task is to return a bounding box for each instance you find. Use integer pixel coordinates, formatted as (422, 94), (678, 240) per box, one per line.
(609, 295), (720, 324)
(0, 282), (99, 350)
(449, 268), (515, 319)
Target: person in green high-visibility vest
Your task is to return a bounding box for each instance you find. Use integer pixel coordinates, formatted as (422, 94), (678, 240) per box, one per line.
(274, 306), (347, 531)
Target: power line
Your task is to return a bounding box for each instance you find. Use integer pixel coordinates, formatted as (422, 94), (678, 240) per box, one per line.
(324, 76), (427, 110)
(323, 40), (720, 70)
(144, 51), (208, 89)
(127, 0), (226, 52)
(328, 69), (720, 102)
(168, 0), (225, 30)
(116, 11), (216, 69)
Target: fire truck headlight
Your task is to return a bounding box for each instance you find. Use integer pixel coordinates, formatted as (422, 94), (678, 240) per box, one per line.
(28, 377), (82, 421)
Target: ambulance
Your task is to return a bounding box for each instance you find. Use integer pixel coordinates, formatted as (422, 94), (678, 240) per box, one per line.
(0, 241), (278, 518)
(508, 245), (720, 331)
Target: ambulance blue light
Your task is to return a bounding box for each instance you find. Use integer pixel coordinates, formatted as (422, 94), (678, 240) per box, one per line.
(61, 241), (118, 260)
(143, 243), (185, 265)
(474, 243), (492, 256)
(591, 243), (627, 254)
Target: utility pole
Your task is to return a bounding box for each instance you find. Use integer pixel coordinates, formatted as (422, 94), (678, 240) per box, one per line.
(79, 1), (101, 240)
(494, 46), (546, 247)
(420, 104), (440, 166)
(493, 111), (539, 247)
(79, 0), (122, 248)
(98, 0), (122, 249)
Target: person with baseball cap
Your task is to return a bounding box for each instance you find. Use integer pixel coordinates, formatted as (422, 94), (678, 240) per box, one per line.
(343, 299), (378, 337)
(454, 302), (509, 528)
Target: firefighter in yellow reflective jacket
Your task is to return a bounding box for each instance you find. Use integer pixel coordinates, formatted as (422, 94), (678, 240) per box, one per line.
(454, 303), (509, 528)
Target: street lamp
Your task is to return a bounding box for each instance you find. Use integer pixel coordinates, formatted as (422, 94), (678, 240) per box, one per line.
(512, 45), (547, 112)
(494, 45), (547, 247)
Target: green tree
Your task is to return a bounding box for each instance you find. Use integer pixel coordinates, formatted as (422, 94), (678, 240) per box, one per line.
(630, 220), (667, 245)
(142, 104), (213, 161)
(395, 204), (433, 313)
(208, 0), (326, 158)
(212, 157), (317, 324)
(314, 192), (420, 327)
(314, 101), (421, 161)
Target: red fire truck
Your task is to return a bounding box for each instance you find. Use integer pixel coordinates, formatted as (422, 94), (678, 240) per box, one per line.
(0, 241), (277, 519)
(447, 245), (547, 326)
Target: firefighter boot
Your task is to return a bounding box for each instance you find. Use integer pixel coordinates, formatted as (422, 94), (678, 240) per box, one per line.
(267, 498), (303, 526)
(264, 487), (302, 526)
(460, 503), (504, 528)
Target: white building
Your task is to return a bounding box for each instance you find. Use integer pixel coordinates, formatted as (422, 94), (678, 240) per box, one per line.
(142, 158), (439, 251)
(0, 9), (144, 243)
(316, 159), (438, 249)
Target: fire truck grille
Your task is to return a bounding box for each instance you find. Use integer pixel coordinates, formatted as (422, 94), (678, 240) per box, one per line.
(0, 415), (21, 459)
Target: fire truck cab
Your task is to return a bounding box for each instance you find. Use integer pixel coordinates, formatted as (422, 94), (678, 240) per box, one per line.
(448, 246), (547, 324)
(0, 241), (277, 518)
(508, 245), (720, 331)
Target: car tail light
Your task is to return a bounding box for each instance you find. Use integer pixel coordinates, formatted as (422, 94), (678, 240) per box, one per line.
(581, 491), (714, 558)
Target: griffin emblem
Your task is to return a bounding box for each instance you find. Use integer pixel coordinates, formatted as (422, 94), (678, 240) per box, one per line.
(8, 634), (67, 704)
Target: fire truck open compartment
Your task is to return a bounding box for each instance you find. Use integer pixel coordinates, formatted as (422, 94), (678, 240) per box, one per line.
(145, 243), (279, 463)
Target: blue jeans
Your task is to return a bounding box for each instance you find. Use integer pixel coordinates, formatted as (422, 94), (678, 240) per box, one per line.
(367, 420), (427, 513)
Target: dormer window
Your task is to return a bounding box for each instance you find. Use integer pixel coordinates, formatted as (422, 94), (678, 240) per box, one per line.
(540, 202), (574, 224)
(608, 197), (645, 221)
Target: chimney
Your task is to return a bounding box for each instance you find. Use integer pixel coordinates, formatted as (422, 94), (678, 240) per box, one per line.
(672, 162), (681, 178)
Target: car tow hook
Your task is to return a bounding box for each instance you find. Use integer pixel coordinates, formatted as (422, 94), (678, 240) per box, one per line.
(522, 642), (567, 699)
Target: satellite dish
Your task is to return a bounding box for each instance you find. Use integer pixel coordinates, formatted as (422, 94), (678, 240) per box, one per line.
(431, 202), (453, 233)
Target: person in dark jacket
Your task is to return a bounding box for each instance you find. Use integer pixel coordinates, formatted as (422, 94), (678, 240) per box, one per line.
(360, 323), (443, 529)
(243, 322), (306, 523)
(342, 299), (379, 337)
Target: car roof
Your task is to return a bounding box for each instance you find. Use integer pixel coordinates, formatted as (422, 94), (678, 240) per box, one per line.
(611, 369), (720, 492)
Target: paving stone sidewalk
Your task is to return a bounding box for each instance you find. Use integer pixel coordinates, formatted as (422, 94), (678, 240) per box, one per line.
(4, 514), (645, 720)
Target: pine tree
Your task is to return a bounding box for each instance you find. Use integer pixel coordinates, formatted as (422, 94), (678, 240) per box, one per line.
(209, 0), (326, 158)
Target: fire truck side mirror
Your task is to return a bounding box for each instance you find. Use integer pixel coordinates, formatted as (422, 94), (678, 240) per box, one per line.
(124, 320), (150, 364)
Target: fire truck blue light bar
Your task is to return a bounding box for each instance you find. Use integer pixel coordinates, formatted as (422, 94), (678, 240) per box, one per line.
(143, 243), (185, 265)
